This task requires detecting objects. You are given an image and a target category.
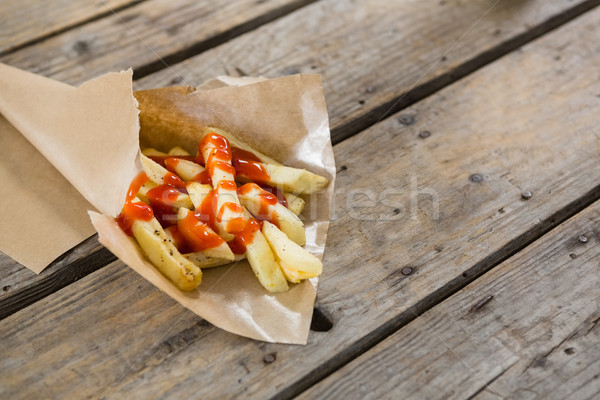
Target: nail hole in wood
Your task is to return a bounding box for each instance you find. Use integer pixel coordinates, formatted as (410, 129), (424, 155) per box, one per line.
(263, 352), (277, 364)
(398, 114), (416, 126)
(310, 307), (334, 332)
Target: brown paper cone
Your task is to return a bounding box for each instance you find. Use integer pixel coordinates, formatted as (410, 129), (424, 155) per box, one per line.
(0, 64), (335, 344)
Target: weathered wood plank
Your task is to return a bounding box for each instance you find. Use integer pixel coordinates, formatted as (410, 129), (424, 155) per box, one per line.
(0, 0), (142, 55)
(2, 6), (600, 399)
(1, 0), (597, 322)
(300, 203), (600, 400)
(135, 0), (600, 143)
(0, 0), (318, 84)
(0, 237), (115, 320)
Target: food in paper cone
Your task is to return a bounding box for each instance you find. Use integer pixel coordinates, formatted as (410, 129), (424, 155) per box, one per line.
(116, 125), (328, 292)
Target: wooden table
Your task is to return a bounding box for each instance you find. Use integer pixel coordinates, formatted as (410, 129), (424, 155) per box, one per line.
(2, 1), (600, 398)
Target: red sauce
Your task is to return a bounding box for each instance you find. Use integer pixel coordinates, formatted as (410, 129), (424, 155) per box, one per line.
(197, 133), (231, 166)
(192, 170), (212, 185)
(116, 172), (153, 236)
(198, 189), (219, 233)
(228, 219), (260, 255)
(259, 184), (288, 208)
(231, 147), (262, 162)
(163, 157), (181, 173)
(232, 158), (270, 184)
(164, 225), (186, 250)
(148, 155), (194, 168)
(237, 183), (280, 227)
(231, 146), (270, 183)
(218, 180), (237, 192)
(209, 160), (236, 179)
(163, 171), (186, 189)
(146, 184), (182, 227)
(177, 211), (226, 252)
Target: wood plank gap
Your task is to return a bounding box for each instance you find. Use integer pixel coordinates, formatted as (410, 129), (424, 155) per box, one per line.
(0, 1), (148, 58)
(1, 0), (597, 326)
(0, 0), (597, 324)
(131, 0), (320, 80)
(0, 243), (116, 321)
(330, 0), (600, 145)
(275, 183), (600, 400)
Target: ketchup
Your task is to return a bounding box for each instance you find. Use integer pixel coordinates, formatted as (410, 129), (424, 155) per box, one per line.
(177, 211), (226, 252)
(228, 219), (260, 255)
(231, 147), (270, 183)
(258, 184), (287, 207)
(148, 155), (194, 168)
(238, 183), (280, 227)
(145, 184), (182, 227)
(116, 172), (153, 236)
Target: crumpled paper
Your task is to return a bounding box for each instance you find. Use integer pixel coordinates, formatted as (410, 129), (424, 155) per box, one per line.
(0, 63), (334, 344)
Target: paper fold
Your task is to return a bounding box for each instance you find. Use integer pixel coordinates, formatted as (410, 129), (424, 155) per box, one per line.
(0, 64), (335, 344)
(0, 63), (141, 272)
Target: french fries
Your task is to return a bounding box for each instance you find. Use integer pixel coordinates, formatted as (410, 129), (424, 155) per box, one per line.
(117, 127), (327, 292)
(128, 199), (202, 291)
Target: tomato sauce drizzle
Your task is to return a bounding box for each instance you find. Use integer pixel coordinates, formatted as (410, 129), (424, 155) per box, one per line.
(258, 184), (288, 208)
(116, 172), (153, 236)
(238, 183), (280, 227)
(232, 146), (270, 183)
(164, 225), (186, 249)
(192, 170), (212, 185)
(145, 184), (182, 227)
(148, 155), (194, 168)
(163, 171), (186, 189)
(177, 211), (226, 252)
(198, 189), (219, 233)
(228, 219), (260, 255)
(196, 133), (268, 255)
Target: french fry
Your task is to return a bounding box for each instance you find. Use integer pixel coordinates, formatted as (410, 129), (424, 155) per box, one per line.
(168, 146), (191, 156)
(245, 227), (289, 292)
(140, 154), (171, 185)
(184, 253), (245, 269)
(186, 182), (213, 209)
(237, 163), (328, 195)
(142, 147), (167, 157)
(177, 208), (235, 261)
(238, 183), (305, 245)
(262, 221), (322, 283)
(129, 199), (202, 291)
(165, 158), (206, 182)
(204, 127), (281, 165)
(136, 179), (192, 210)
(284, 192), (305, 216)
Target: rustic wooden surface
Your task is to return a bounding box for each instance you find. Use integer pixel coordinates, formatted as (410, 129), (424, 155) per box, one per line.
(2, 2), (600, 398)
(1, 0), (317, 82)
(301, 201), (600, 400)
(1, 0), (597, 321)
(1, 0), (600, 399)
(0, 0), (142, 54)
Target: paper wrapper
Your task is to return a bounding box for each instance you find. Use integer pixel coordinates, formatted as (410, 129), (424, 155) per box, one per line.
(0, 63), (335, 344)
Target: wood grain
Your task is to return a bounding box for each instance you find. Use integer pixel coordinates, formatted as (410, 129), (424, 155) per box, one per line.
(0, 237), (115, 320)
(300, 203), (600, 400)
(134, 0), (600, 143)
(0, 0), (318, 83)
(0, 0), (142, 55)
(2, 6), (600, 398)
(1, 0), (597, 321)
